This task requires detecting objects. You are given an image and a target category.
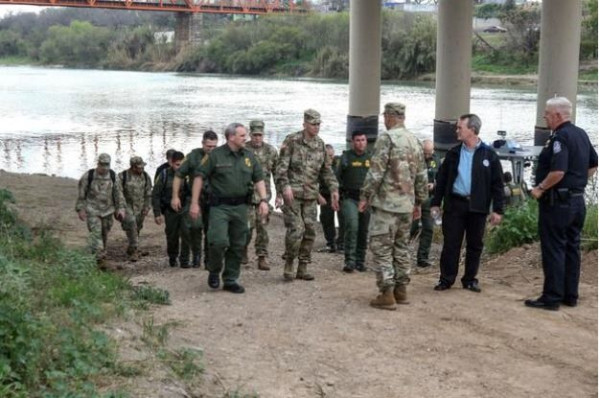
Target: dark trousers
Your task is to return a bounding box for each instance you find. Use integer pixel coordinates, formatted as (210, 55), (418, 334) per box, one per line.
(164, 209), (190, 262)
(320, 199), (344, 248)
(439, 196), (487, 286)
(409, 197), (433, 263)
(539, 196), (586, 304)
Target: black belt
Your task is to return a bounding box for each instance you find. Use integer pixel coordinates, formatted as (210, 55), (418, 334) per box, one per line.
(209, 196), (249, 206)
(343, 189), (361, 201)
(451, 193), (470, 201)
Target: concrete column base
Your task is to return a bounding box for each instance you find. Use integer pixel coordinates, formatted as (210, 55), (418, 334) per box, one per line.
(347, 115), (379, 144)
(433, 119), (459, 151)
(534, 126), (552, 146)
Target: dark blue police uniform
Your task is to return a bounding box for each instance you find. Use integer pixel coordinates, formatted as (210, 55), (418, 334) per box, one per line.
(535, 121), (598, 306)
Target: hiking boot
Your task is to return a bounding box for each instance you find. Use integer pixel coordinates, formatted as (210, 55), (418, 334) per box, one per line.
(317, 244), (336, 253)
(296, 263), (314, 281)
(241, 246), (249, 265)
(355, 263), (366, 272)
(257, 256), (270, 271)
(208, 272), (220, 289)
(139, 250), (150, 257)
(223, 283), (245, 294)
(192, 254), (201, 268)
(393, 284), (409, 304)
(97, 257), (108, 270)
(283, 260), (295, 281)
(343, 263), (355, 273)
(128, 249), (139, 262)
(169, 257), (178, 267)
(369, 287), (397, 311)
(126, 246), (136, 256)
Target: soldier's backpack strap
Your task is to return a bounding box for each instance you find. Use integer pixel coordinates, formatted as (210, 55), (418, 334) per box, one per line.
(86, 168), (116, 198)
(143, 171), (152, 190)
(122, 170), (127, 190)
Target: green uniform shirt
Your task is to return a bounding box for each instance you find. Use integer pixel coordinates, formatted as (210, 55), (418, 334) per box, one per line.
(196, 144), (264, 199)
(337, 150), (371, 193)
(319, 155), (340, 197)
(177, 148), (205, 180)
(152, 167), (188, 217)
(425, 154), (440, 197)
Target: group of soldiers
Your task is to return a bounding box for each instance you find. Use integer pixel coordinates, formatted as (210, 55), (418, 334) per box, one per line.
(77, 99), (587, 312)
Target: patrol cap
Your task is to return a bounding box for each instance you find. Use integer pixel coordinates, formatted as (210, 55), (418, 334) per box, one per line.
(383, 102), (406, 116)
(130, 156), (146, 167)
(98, 153), (111, 166)
(304, 109), (321, 124)
(249, 120), (265, 135)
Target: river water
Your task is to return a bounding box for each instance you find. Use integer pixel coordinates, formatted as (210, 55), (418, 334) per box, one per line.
(0, 66), (597, 179)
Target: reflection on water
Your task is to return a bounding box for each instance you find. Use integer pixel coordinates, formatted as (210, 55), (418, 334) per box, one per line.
(0, 66), (596, 180)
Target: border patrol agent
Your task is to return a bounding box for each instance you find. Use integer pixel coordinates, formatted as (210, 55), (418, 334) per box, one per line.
(525, 97), (598, 311)
(189, 123), (269, 294)
(338, 130), (371, 273)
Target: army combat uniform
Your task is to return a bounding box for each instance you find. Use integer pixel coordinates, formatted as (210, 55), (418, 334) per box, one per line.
(196, 144), (264, 287)
(337, 149), (371, 272)
(275, 109), (339, 280)
(245, 120), (279, 269)
(361, 103), (428, 296)
(152, 166), (191, 267)
(119, 157), (153, 260)
(75, 154), (126, 262)
(176, 148), (207, 266)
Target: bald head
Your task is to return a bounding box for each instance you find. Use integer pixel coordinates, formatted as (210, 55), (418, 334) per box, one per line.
(423, 139), (434, 159)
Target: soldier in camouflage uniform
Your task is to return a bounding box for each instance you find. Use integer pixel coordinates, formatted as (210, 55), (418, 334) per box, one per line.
(75, 153), (126, 266)
(170, 130), (219, 267)
(276, 109), (340, 281)
(358, 103), (428, 310)
(244, 119), (281, 270)
(152, 151), (190, 267)
(119, 156), (153, 262)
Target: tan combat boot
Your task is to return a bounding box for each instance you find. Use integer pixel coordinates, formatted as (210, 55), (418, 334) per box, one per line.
(393, 284), (409, 305)
(257, 256), (270, 271)
(283, 260), (295, 281)
(370, 287), (397, 311)
(128, 248), (139, 262)
(241, 246), (249, 265)
(296, 262), (315, 281)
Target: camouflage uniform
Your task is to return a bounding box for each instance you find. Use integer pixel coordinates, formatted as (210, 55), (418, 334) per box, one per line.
(275, 109), (339, 279)
(119, 156), (153, 256)
(246, 120), (279, 261)
(75, 153), (126, 260)
(360, 103), (428, 292)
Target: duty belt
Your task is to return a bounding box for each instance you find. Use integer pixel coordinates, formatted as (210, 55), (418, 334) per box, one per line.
(209, 195), (249, 206)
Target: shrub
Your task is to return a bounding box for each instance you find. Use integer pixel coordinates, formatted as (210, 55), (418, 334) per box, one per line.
(485, 199), (538, 254)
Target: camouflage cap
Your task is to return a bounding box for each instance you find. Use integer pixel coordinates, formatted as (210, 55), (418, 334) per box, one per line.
(304, 108), (321, 124)
(98, 153), (111, 165)
(249, 119), (265, 134)
(130, 156), (146, 167)
(383, 102), (406, 116)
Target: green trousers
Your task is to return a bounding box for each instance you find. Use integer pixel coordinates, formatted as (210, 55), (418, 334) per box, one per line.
(207, 204), (248, 284)
(342, 198), (370, 266)
(409, 198), (433, 264)
(183, 202), (203, 259)
(164, 209), (190, 263)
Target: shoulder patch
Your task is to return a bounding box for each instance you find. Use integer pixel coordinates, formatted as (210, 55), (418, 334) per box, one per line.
(245, 157), (252, 168)
(553, 141), (562, 154)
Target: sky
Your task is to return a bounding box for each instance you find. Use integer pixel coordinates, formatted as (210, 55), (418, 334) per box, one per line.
(0, 5), (46, 18)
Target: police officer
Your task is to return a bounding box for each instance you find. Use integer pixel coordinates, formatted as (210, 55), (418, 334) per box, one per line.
(525, 97), (598, 310)
(152, 151), (190, 267)
(338, 130), (371, 273)
(409, 139), (439, 268)
(170, 130), (219, 267)
(358, 103), (428, 310)
(75, 153), (126, 267)
(189, 123), (269, 294)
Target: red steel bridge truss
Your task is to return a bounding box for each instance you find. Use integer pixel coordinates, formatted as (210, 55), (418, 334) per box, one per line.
(0, 0), (310, 14)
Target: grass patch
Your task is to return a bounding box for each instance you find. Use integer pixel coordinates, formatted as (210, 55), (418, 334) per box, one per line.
(0, 188), (174, 397)
(0, 56), (32, 66)
(485, 199), (539, 254)
(579, 68), (598, 82)
(582, 204), (598, 251)
(471, 53), (537, 75)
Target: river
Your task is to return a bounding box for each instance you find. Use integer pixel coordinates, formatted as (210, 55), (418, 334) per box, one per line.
(0, 66), (597, 179)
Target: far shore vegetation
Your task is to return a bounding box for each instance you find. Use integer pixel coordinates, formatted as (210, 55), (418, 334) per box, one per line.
(0, 0), (596, 83)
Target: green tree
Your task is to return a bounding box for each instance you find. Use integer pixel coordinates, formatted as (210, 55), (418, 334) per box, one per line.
(581, 0), (598, 59)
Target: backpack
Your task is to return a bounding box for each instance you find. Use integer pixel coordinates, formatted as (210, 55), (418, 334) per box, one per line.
(121, 170), (151, 191)
(86, 169), (116, 199)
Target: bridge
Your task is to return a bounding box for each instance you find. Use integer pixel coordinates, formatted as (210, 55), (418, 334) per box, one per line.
(0, 0), (310, 14)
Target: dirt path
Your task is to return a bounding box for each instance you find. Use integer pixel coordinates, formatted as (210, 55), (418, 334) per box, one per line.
(2, 170), (597, 398)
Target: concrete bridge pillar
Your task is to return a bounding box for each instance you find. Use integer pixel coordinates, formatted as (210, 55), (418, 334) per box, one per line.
(175, 13), (204, 53)
(347, 0), (382, 145)
(534, 0), (582, 145)
(433, 0), (473, 151)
